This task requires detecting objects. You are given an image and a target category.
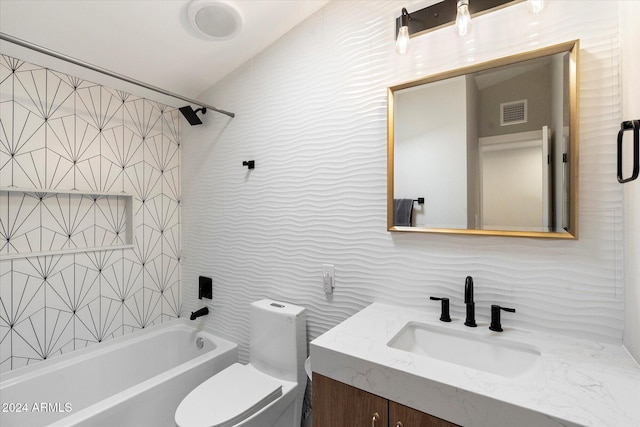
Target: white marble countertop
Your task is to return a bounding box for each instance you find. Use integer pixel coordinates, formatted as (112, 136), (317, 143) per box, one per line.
(310, 303), (640, 427)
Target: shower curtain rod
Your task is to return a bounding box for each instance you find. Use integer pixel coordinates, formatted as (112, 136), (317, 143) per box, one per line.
(0, 32), (235, 118)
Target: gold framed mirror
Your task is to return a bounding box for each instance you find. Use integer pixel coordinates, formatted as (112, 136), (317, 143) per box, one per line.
(387, 40), (579, 239)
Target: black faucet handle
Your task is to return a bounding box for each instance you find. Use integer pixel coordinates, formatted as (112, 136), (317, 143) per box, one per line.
(429, 296), (451, 322)
(489, 304), (516, 332)
(464, 276), (474, 303)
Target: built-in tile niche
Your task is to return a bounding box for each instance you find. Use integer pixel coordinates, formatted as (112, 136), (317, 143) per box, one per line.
(0, 187), (133, 259)
(0, 54), (182, 373)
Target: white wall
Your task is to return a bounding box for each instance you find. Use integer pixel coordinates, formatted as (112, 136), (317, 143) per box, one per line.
(182, 1), (625, 362)
(394, 77), (467, 228)
(620, 1), (640, 363)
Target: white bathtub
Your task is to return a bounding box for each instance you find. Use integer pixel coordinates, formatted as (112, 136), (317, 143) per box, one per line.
(0, 319), (238, 427)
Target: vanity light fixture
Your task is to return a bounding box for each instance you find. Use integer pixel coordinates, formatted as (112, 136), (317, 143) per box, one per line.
(455, 0), (472, 37)
(395, 8), (411, 54)
(395, 0), (523, 52)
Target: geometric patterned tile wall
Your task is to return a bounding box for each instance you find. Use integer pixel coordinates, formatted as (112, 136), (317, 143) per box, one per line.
(0, 54), (181, 373)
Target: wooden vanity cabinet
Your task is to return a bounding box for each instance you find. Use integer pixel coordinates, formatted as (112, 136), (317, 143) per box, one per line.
(313, 373), (460, 427)
(313, 373), (388, 426)
(389, 400), (460, 427)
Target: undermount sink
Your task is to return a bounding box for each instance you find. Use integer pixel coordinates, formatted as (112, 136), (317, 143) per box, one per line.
(387, 322), (542, 378)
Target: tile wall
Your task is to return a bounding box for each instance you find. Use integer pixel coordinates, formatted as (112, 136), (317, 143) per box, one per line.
(0, 55), (181, 372)
(181, 0), (625, 362)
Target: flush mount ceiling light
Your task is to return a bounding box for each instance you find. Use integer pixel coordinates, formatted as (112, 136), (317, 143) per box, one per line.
(187, 0), (243, 40)
(395, 0), (526, 55)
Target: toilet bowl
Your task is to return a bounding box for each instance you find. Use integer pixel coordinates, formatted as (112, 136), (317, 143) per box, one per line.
(175, 300), (307, 427)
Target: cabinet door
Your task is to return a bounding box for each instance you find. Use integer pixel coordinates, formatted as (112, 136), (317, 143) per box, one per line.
(389, 401), (460, 427)
(313, 373), (388, 427)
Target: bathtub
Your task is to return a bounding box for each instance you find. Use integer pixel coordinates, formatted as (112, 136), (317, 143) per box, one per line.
(0, 319), (238, 427)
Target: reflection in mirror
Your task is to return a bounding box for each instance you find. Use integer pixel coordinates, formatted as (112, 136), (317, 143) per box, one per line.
(388, 40), (579, 238)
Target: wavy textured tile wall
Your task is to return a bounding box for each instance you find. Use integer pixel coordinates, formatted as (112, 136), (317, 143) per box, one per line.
(182, 1), (624, 362)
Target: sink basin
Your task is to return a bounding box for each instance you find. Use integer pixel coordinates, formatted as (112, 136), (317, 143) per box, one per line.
(387, 322), (542, 378)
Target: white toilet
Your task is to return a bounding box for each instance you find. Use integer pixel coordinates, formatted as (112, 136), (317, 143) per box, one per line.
(175, 300), (307, 427)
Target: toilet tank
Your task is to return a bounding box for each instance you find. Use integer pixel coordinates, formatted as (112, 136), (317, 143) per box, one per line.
(250, 300), (307, 384)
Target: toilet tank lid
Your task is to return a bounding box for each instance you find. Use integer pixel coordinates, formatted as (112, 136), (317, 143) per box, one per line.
(251, 299), (305, 317)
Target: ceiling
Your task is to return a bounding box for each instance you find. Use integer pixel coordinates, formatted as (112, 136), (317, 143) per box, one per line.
(0, 0), (329, 103)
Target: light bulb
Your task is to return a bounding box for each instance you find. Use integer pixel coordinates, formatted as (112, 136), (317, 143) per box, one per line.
(396, 26), (410, 54)
(528, 0), (545, 14)
(395, 8), (410, 55)
(455, 0), (472, 37)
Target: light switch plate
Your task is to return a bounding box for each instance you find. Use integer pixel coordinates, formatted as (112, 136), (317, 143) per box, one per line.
(322, 264), (335, 294)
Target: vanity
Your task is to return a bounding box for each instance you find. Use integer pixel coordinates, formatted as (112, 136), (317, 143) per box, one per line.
(309, 35), (640, 427)
(310, 303), (640, 427)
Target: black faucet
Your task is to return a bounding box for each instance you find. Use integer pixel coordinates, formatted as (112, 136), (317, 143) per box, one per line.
(190, 307), (209, 320)
(429, 296), (451, 322)
(464, 276), (477, 327)
(489, 304), (516, 332)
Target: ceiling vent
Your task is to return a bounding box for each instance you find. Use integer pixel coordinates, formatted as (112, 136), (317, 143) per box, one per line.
(500, 99), (528, 126)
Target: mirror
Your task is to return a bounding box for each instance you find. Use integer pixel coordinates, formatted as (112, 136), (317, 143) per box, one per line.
(388, 40), (579, 238)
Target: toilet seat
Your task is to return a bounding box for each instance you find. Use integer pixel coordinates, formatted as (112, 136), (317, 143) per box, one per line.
(175, 363), (283, 427)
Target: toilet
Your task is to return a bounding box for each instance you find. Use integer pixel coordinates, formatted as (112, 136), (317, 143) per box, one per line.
(175, 300), (307, 427)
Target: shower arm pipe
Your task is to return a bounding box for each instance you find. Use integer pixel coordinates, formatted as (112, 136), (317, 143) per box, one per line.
(0, 32), (235, 118)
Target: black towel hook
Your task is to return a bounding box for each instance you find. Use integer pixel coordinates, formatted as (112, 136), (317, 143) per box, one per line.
(243, 160), (255, 170)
